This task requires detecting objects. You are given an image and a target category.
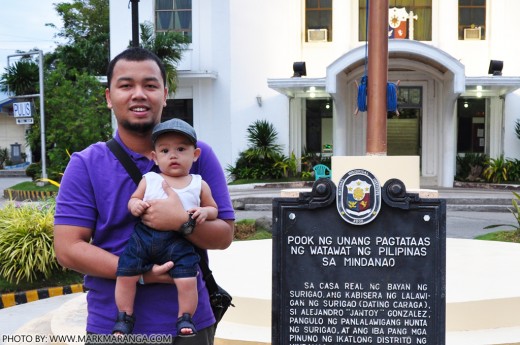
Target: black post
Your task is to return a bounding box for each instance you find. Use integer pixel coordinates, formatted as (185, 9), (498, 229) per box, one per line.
(131, 0), (140, 47)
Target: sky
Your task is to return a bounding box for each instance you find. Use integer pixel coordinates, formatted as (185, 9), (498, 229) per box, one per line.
(0, 1), (67, 78)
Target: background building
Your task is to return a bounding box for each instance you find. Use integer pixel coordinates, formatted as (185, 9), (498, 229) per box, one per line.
(0, 94), (29, 167)
(108, 0), (520, 187)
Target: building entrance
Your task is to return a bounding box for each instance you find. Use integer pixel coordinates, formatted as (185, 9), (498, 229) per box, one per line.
(387, 86), (422, 156)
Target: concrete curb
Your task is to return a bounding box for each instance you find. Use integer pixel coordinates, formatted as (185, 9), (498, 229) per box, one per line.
(3, 189), (57, 201)
(0, 284), (85, 309)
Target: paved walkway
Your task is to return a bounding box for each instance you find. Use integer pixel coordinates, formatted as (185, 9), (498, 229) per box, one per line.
(227, 182), (517, 239)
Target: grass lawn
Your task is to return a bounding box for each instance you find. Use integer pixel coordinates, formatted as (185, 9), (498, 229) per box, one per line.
(0, 270), (84, 294)
(6, 181), (59, 193)
(475, 230), (520, 243)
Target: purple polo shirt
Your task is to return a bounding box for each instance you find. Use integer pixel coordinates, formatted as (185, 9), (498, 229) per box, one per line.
(54, 133), (235, 335)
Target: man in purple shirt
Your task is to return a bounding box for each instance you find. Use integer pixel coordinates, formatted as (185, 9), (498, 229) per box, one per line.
(54, 47), (235, 344)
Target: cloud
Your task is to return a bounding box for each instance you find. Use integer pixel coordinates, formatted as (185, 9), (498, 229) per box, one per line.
(0, 1), (66, 72)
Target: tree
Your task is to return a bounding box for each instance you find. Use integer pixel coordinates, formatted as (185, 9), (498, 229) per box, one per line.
(45, 0), (109, 76)
(226, 120), (285, 180)
(0, 57), (39, 96)
(245, 119), (283, 160)
(138, 21), (189, 92)
(26, 64), (112, 178)
(11, 0), (112, 178)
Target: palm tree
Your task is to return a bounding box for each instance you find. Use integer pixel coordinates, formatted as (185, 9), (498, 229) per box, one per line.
(0, 59), (39, 96)
(138, 21), (189, 92)
(245, 119), (283, 160)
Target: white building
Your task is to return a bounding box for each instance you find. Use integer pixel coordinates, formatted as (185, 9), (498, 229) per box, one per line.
(115, 1), (520, 187)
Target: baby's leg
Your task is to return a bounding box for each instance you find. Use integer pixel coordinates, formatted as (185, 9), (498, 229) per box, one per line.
(175, 276), (198, 316)
(175, 277), (198, 336)
(115, 275), (140, 315)
(113, 275), (140, 335)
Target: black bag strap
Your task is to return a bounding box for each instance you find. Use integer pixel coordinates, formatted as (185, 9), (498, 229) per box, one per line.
(106, 138), (218, 294)
(106, 139), (142, 185)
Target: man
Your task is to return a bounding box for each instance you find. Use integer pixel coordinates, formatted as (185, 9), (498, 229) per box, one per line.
(54, 47), (235, 344)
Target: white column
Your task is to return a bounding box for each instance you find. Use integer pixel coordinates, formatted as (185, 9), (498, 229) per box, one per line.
(488, 97), (504, 158)
(440, 79), (458, 188)
(289, 98), (303, 163)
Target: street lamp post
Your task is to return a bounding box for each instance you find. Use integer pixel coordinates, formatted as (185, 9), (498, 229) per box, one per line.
(130, 0), (140, 47)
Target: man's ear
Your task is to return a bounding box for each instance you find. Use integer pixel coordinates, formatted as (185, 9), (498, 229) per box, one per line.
(193, 147), (201, 162)
(105, 88), (112, 108)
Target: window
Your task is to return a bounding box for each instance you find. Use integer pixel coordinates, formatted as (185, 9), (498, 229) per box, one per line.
(359, 0), (432, 41)
(155, 0), (192, 42)
(161, 99), (193, 124)
(306, 0), (333, 42)
(457, 98), (486, 153)
(458, 0), (486, 40)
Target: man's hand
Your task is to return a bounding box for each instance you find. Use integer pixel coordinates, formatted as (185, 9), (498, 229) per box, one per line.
(140, 180), (187, 231)
(142, 261), (175, 284)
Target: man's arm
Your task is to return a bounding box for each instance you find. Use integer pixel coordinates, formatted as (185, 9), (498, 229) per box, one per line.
(54, 225), (175, 283)
(54, 225), (120, 279)
(187, 219), (234, 250)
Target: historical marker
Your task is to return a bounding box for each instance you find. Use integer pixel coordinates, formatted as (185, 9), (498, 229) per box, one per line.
(272, 171), (446, 345)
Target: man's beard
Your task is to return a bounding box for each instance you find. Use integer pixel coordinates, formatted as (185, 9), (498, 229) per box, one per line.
(120, 119), (156, 134)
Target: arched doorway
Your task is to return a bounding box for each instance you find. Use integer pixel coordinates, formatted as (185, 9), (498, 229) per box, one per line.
(326, 40), (465, 187)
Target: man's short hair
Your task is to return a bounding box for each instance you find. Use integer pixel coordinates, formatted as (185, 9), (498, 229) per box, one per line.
(106, 47), (166, 88)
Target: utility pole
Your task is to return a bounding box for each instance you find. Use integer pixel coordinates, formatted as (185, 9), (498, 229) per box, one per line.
(366, 0), (389, 156)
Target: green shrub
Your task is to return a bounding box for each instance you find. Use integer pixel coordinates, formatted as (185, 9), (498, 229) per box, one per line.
(0, 200), (59, 283)
(484, 191), (520, 237)
(227, 150), (283, 180)
(301, 147), (331, 173)
(25, 162), (42, 181)
(483, 155), (510, 183)
(0, 148), (8, 169)
(508, 158), (520, 182)
(227, 120), (285, 181)
(273, 152), (298, 178)
(455, 153), (487, 182)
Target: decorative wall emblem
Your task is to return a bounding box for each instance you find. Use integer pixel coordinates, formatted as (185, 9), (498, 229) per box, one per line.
(337, 169), (381, 225)
(388, 7), (409, 39)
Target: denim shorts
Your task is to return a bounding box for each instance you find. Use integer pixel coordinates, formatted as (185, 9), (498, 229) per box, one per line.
(117, 222), (200, 278)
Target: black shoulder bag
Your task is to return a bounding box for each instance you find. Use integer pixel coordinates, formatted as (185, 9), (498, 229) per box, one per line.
(106, 139), (233, 329)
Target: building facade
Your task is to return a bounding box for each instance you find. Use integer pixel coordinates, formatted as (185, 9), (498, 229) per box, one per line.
(0, 98), (29, 166)
(109, 0), (520, 187)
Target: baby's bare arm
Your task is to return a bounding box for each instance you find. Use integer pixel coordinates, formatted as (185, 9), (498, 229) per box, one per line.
(129, 198), (150, 217)
(189, 205), (218, 224)
(189, 180), (218, 224)
(128, 178), (149, 217)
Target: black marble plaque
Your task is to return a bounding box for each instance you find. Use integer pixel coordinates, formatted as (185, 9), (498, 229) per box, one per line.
(272, 178), (446, 345)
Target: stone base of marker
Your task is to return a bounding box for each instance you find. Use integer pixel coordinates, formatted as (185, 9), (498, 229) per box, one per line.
(332, 155), (420, 189)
